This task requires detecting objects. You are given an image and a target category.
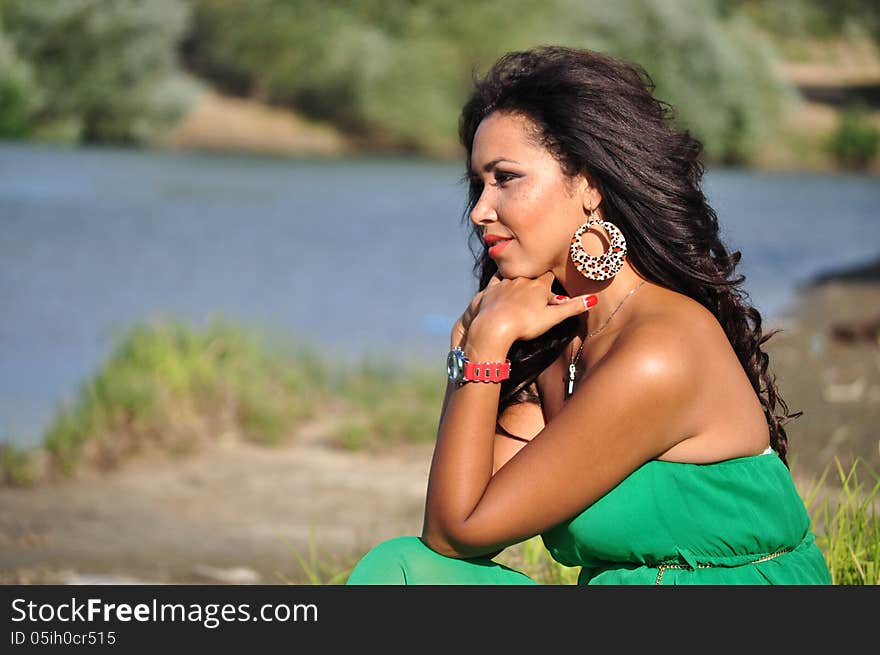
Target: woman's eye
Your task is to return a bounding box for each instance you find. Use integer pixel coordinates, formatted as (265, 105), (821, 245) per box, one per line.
(493, 172), (517, 185)
(469, 172), (517, 192)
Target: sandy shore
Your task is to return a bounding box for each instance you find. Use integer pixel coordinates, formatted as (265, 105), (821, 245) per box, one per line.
(765, 258), (880, 480)
(159, 91), (354, 158)
(1, 262), (878, 585)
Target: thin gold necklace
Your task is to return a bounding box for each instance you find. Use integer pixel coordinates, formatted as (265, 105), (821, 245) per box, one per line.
(566, 279), (646, 397)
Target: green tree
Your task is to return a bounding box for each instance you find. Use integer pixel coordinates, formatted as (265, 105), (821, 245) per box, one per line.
(182, 0), (794, 162)
(0, 18), (41, 138)
(0, 0), (195, 143)
(551, 0), (798, 164)
(722, 0), (880, 44)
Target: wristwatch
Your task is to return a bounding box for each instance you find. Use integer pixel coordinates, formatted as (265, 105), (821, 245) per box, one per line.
(446, 346), (511, 385)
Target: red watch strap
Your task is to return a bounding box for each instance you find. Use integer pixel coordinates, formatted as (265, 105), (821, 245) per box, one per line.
(463, 359), (511, 382)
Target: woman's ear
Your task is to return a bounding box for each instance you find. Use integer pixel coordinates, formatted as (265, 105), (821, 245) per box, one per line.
(577, 173), (602, 213)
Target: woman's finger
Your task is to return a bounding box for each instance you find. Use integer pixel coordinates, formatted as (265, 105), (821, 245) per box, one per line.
(550, 293), (597, 320)
(548, 292), (572, 305)
(568, 294), (598, 313)
(516, 293), (597, 341)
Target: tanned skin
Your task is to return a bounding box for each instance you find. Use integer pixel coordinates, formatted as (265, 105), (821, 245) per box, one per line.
(421, 112), (770, 559)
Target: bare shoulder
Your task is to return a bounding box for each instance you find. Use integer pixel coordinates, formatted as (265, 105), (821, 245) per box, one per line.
(586, 286), (727, 439)
(492, 289), (720, 508)
(613, 285), (724, 362)
(605, 288), (717, 381)
(605, 284), (770, 460)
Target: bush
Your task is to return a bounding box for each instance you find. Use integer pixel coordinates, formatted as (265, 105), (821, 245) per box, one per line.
(829, 103), (880, 170)
(42, 316), (328, 476)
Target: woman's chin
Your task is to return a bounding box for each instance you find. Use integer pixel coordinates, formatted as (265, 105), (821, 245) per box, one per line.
(495, 261), (543, 280)
(494, 262), (519, 279)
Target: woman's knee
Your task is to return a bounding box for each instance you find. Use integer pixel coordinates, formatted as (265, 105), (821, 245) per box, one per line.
(346, 535), (537, 585)
(346, 536), (426, 584)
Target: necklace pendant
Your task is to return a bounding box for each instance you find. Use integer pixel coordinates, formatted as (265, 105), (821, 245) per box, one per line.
(567, 364), (576, 396)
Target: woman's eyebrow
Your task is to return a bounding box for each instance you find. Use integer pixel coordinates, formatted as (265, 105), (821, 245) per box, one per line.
(470, 158), (521, 175)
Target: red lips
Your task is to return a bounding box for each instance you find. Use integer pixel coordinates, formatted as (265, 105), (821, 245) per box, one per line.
(483, 234), (513, 246)
(489, 242), (511, 258)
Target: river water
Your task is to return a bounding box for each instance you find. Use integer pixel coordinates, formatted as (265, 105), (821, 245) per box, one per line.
(1, 142), (878, 447)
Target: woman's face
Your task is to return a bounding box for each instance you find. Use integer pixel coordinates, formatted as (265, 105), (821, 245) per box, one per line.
(469, 111), (596, 280)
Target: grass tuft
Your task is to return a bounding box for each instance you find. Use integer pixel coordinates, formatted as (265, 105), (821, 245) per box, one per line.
(38, 315), (328, 477)
(277, 526), (356, 585)
(327, 358), (445, 451)
(0, 442), (37, 487)
(804, 454), (880, 585)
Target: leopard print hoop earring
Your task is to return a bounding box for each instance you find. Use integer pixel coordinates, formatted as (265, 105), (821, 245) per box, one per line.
(569, 209), (627, 281)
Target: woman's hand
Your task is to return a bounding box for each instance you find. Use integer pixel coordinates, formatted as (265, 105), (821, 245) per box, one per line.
(450, 285), (487, 348)
(450, 274), (511, 348)
(467, 271), (596, 354)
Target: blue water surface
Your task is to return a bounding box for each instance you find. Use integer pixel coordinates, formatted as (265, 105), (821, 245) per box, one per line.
(1, 142), (878, 446)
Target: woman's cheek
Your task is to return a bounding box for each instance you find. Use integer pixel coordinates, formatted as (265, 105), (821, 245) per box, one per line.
(518, 181), (553, 219)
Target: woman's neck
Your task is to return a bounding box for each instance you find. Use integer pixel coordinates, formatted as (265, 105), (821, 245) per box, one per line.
(556, 261), (646, 337)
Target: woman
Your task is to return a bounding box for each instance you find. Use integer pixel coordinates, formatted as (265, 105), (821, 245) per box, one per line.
(346, 45), (831, 584)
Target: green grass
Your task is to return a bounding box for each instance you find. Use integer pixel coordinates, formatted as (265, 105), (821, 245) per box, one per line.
(0, 315), (445, 484)
(37, 315), (328, 477)
(492, 536), (581, 584)
(0, 442), (37, 487)
(801, 454), (880, 585)
(277, 526), (356, 586)
(327, 358), (446, 452)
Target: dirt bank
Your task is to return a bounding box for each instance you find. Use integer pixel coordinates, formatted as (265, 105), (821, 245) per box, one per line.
(159, 91), (354, 158)
(0, 423), (433, 585)
(159, 42), (880, 172)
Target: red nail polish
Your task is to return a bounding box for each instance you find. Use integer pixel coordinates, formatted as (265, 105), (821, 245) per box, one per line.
(555, 295), (569, 301)
(585, 295), (598, 308)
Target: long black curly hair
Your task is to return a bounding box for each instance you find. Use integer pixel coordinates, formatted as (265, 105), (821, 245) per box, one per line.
(458, 45), (801, 466)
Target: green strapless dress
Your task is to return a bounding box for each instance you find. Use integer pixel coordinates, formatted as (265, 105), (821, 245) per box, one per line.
(345, 451), (831, 584)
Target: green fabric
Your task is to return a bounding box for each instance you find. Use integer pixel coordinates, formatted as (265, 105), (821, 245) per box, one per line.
(345, 535), (538, 584)
(345, 452), (831, 585)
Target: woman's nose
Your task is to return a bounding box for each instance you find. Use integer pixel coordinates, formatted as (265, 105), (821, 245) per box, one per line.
(469, 193), (498, 226)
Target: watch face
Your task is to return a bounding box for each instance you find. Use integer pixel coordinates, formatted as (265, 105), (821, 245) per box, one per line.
(447, 348), (465, 383)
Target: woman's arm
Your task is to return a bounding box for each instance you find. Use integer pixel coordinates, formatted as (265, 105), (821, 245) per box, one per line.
(443, 299), (542, 477)
(421, 311), (699, 559)
(426, 312), (541, 560)
(421, 329), (509, 557)
(492, 399), (543, 476)
(438, 373), (542, 476)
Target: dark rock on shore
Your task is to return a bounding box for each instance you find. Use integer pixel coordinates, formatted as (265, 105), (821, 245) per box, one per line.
(829, 314), (880, 345)
(803, 254), (880, 287)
